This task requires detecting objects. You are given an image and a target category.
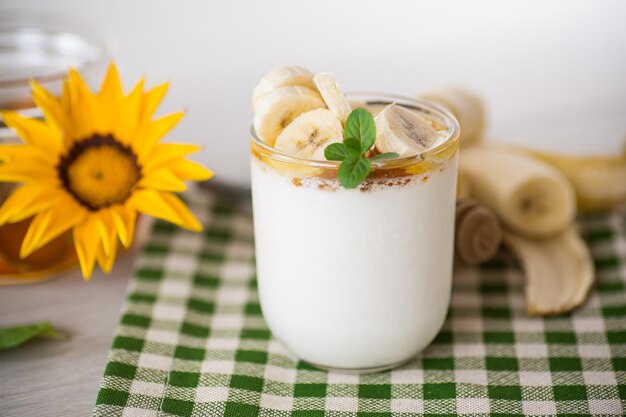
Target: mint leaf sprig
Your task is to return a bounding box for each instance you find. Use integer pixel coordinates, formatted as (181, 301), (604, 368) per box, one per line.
(324, 108), (398, 189)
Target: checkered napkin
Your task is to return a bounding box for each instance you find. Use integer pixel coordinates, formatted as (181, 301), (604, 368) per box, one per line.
(93, 191), (626, 417)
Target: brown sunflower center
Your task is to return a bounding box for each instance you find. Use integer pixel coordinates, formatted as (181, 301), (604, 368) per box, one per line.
(58, 134), (141, 210)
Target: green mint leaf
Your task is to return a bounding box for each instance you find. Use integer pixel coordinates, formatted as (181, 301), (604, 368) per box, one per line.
(371, 152), (400, 161)
(338, 156), (372, 189)
(324, 143), (350, 161)
(0, 321), (63, 350)
(344, 138), (362, 157)
(344, 108), (376, 155)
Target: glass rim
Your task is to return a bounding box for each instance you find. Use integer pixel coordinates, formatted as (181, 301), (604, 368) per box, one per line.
(0, 9), (111, 89)
(250, 91), (460, 169)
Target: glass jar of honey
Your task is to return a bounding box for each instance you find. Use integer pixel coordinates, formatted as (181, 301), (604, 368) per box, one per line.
(0, 10), (109, 284)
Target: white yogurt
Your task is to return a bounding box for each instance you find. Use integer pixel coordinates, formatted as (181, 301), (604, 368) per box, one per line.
(251, 154), (458, 371)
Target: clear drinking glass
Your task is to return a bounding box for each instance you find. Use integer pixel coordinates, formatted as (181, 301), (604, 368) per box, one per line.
(250, 93), (460, 372)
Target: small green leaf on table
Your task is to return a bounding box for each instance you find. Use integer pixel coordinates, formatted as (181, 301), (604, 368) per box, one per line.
(0, 321), (63, 350)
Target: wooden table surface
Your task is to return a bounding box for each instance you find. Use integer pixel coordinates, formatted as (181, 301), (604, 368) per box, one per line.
(0, 237), (143, 416)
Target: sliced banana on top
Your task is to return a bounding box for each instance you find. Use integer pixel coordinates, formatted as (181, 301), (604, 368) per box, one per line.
(374, 104), (441, 156)
(252, 66), (317, 106)
(253, 86), (326, 146)
(274, 108), (343, 160)
(313, 72), (352, 123)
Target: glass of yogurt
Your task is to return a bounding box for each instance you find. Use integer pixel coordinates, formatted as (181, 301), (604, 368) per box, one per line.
(250, 92), (460, 373)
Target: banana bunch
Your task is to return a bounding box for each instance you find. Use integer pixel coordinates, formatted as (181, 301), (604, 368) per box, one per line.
(422, 87), (626, 211)
(459, 145), (593, 315)
(443, 88), (599, 315)
(252, 67), (445, 162)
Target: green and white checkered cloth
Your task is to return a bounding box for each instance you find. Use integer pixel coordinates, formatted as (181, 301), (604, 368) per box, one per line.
(93, 191), (626, 417)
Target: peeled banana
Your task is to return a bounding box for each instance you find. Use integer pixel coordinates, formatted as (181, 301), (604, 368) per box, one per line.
(274, 109), (343, 160)
(253, 86), (325, 146)
(529, 150), (626, 211)
(504, 227), (594, 315)
(422, 88), (485, 147)
(460, 146), (576, 239)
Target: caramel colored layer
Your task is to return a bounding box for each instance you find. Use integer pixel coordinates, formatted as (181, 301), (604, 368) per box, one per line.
(251, 141), (458, 192)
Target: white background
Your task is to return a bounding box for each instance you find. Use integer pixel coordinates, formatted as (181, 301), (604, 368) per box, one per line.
(2, 0), (626, 185)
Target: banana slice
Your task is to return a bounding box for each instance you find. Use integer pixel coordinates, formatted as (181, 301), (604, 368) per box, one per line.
(274, 109), (343, 160)
(530, 150), (626, 211)
(504, 227), (594, 316)
(422, 88), (485, 148)
(460, 146), (576, 239)
(313, 72), (352, 123)
(374, 104), (441, 156)
(253, 86), (326, 146)
(252, 66), (317, 107)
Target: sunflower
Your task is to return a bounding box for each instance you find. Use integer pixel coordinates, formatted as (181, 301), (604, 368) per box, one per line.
(0, 64), (213, 279)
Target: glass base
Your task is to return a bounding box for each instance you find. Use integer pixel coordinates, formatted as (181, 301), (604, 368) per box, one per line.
(303, 357), (413, 374)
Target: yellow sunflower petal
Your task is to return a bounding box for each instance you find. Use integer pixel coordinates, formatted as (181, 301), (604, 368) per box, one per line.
(59, 79), (81, 144)
(30, 80), (68, 134)
(0, 183), (66, 225)
(99, 63), (124, 104)
(67, 68), (98, 137)
(141, 143), (201, 171)
(112, 78), (145, 145)
(136, 112), (185, 160)
(129, 189), (202, 231)
(0, 160), (58, 183)
(111, 205), (137, 248)
(132, 82), (170, 148)
(0, 112), (63, 155)
(111, 206), (136, 248)
(97, 63), (124, 128)
(96, 233), (118, 274)
(20, 197), (88, 258)
(0, 144), (54, 164)
(73, 215), (100, 280)
(158, 192), (203, 231)
(165, 158), (214, 181)
(95, 208), (116, 256)
(68, 67), (95, 96)
(141, 82), (170, 121)
(138, 167), (187, 192)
